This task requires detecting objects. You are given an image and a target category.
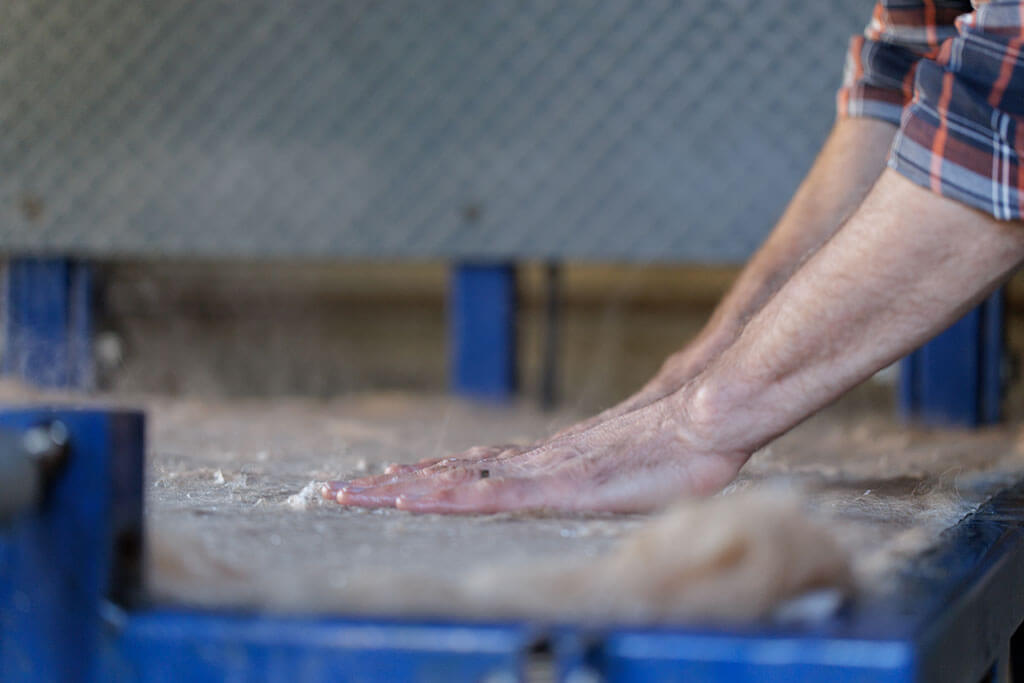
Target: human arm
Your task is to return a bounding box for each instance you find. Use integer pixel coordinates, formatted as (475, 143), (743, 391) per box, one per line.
(618, 117), (898, 411)
(319, 117), (898, 504)
(562, 0), (970, 428)
(322, 109), (900, 505)
(324, 1), (1024, 512)
(336, 170), (1024, 513)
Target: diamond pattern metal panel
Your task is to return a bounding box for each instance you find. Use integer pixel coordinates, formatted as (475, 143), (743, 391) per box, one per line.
(0, 1), (870, 263)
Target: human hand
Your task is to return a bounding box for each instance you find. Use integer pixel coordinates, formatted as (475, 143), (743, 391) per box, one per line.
(323, 398), (746, 514)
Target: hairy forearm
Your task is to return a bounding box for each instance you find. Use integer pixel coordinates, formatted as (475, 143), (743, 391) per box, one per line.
(678, 117), (898, 371)
(556, 119), (898, 434)
(681, 170), (1024, 453)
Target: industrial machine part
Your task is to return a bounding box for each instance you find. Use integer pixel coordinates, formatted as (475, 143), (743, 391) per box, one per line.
(0, 421), (67, 524)
(3, 406), (1024, 682)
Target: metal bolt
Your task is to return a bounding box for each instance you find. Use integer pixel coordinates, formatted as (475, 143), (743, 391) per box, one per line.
(23, 421), (69, 467)
(1, 422), (69, 524)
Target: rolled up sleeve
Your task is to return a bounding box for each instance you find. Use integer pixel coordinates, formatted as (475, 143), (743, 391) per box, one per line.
(889, 2), (1024, 220)
(838, 1), (969, 125)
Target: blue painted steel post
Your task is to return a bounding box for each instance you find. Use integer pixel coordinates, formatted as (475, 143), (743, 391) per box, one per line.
(450, 264), (518, 400)
(3, 258), (94, 389)
(899, 289), (1005, 427)
(0, 408), (145, 683)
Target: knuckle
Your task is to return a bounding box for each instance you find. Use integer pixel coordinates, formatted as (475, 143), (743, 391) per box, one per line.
(434, 467), (473, 484)
(473, 478), (506, 494)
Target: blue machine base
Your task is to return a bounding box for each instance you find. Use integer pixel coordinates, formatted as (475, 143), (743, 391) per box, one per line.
(4, 407), (1024, 682)
(0, 408), (144, 682)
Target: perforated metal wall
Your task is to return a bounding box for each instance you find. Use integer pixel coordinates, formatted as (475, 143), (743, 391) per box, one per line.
(0, 1), (869, 263)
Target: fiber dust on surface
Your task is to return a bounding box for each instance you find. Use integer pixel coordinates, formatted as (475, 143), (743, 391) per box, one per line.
(3, 381), (1022, 623)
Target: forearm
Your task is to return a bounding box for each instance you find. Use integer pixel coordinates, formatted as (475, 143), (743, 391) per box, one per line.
(675, 117), (898, 373)
(680, 170), (1024, 453)
(561, 118), (897, 432)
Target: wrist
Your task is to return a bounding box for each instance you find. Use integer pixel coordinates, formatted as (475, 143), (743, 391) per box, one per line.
(670, 379), (726, 451)
(669, 370), (765, 456)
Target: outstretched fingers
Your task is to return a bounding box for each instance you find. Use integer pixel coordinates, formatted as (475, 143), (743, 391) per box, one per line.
(395, 476), (558, 514)
(334, 462), (509, 507)
(321, 472), (400, 500)
(321, 444), (527, 503)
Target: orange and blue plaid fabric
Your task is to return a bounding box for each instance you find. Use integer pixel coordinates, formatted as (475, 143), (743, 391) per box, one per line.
(838, 1), (1024, 220)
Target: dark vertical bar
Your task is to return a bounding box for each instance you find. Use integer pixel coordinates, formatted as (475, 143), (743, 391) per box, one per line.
(898, 289), (1005, 428)
(67, 262), (95, 390)
(980, 289), (1005, 424)
(539, 262), (561, 411)
(1010, 620), (1024, 682)
(898, 349), (919, 421)
(450, 263), (517, 400)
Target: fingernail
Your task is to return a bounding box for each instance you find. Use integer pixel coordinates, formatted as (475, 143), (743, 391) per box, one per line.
(321, 482), (343, 499)
(395, 494), (426, 508)
(337, 488), (385, 505)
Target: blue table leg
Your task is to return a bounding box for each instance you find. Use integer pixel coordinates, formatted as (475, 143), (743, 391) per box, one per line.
(899, 289), (1005, 427)
(0, 408), (145, 683)
(3, 258), (94, 389)
(450, 264), (518, 400)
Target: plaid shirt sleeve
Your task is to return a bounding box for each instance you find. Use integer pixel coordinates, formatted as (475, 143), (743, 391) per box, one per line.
(839, 1), (1024, 221)
(838, 1), (969, 123)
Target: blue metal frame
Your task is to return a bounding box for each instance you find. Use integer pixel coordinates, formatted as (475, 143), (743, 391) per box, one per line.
(449, 264), (518, 400)
(4, 405), (1024, 682)
(899, 290), (1005, 428)
(2, 258), (94, 389)
(561, 481), (1024, 682)
(100, 611), (534, 683)
(0, 407), (144, 682)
